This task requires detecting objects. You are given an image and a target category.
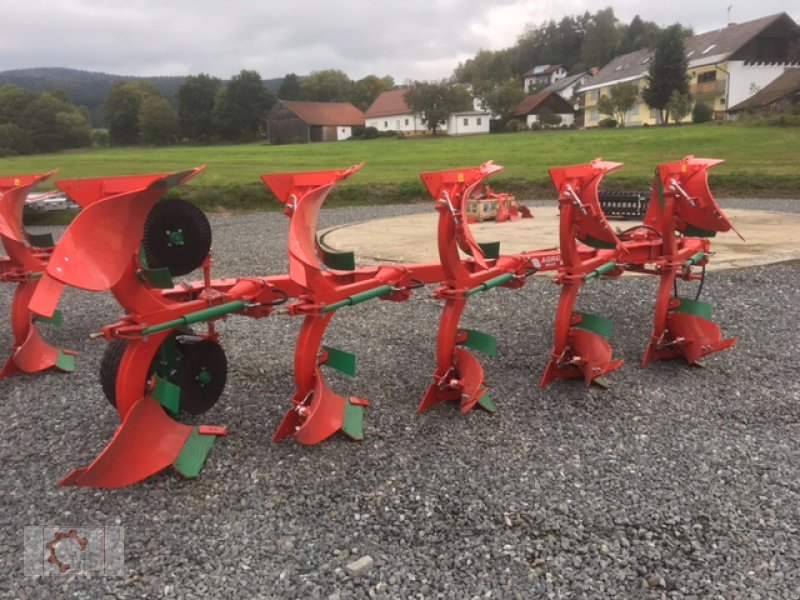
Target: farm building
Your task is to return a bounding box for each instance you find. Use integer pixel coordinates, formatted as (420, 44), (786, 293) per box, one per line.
(728, 67), (800, 114)
(579, 12), (800, 126)
(268, 100), (365, 144)
(512, 91), (576, 127)
(365, 89), (490, 136)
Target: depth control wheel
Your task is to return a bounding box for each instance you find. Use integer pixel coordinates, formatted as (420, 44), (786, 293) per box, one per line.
(173, 339), (227, 415)
(99, 330), (227, 415)
(143, 198), (211, 276)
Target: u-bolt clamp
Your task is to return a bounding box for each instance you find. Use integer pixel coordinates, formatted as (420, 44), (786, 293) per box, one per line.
(564, 184), (588, 215)
(669, 179), (696, 207)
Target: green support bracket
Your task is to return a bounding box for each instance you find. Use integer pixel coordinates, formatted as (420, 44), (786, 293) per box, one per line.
(683, 225), (716, 238)
(321, 249), (356, 271)
(37, 309), (64, 327)
(56, 351), (76, 372)
(142, 267), (174, 289)
(459, 329), (497, 357)
(322, 345), (357, 377)
(341, 399), (365, 440)
(27, 232), (55, 248)
(575, 312), (614, 339)
(173, 427), (218, 479)
(152, 375), (181, 415)
(583, 235), (617, 250)
(677, 298), (712, 320)
(478, 241), (500, 260)
(477, 392), (497, 413)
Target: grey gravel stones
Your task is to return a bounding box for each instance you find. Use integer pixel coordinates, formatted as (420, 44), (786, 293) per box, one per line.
(1, 198), (799, 598)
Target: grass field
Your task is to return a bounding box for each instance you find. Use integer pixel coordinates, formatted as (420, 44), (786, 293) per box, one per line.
(4, 123), (799, 215)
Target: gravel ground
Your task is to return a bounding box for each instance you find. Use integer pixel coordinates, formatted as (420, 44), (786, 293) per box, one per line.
(1, 199), (799, 599)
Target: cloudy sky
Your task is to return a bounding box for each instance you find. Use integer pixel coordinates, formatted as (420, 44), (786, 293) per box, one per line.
(2, 1), (798, 81)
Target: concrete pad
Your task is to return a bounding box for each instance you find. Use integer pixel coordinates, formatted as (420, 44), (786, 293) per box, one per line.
(319, 205), (800, 272)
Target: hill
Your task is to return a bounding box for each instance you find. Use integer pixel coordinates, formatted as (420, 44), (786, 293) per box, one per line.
(0, 67), (283, 125)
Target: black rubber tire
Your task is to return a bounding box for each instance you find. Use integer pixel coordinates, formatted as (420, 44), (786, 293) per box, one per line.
(142, 198), (212, 277)
(99, 328), (195, 410)
(99, 339), (128, 408)
(173, 339), (228, 415)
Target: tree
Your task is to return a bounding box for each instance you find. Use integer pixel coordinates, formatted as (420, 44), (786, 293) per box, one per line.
(21, 91), (91, 152)
(597, 82), (640, 126)
(404, 81), (472, 135)
(581, 8), (622, 69)
(299, 69), (352, 102)
(0, 85), (33, 125)
(139, 96), (178, 144)
(642, 25), (690, 125)
(104, 81), (161, 144)
(278, 73), (302, 100)
(177, 74), (221, 141)
(666, 91), (692, 124)
(349, 75), (394, 111)
(213, 70), (275, 141)
(480, 78), (525, 123)
(0, 124), (32, 155)
(692, 102), (714, 123)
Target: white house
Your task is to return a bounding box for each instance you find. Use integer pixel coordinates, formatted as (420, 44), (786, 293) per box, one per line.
(447, 111), (490, 135)
(365, 89), (490, 135)
(578, 12), (800, 126)
(521, 65), (567, 93)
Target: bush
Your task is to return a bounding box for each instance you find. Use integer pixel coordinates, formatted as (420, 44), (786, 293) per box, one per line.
(599, 118), (618, 128)
(692, 103), (714, 124)
(92, 129), (110, 147)
(361, 126), (380, 139)
(538, 109), (562, 127)
(504, 119), (527, 132)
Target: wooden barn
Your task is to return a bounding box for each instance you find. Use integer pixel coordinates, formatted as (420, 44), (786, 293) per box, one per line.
(512, 91), (576, 127)
(268, 100), (365, 144)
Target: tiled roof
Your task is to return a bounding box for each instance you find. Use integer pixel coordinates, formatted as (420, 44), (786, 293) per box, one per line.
(364, 89), (411, 118)
(728, 68), (800, 111)
(512, 91), (574, 116)
(543, 72), (587, 93)
(279, 101), (365, 126)
(521, 64), (563, 78)
(580, 13), (796, 92)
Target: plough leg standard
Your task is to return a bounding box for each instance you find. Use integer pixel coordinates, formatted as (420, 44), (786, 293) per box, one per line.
(0, 171), (75, 377)
(0, 157), (739, 488)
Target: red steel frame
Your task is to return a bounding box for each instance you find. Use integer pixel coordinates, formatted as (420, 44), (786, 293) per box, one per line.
(1, 156), (740, 488)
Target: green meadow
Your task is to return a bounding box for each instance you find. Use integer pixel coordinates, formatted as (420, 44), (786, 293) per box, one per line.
(3, 124), (798, 215)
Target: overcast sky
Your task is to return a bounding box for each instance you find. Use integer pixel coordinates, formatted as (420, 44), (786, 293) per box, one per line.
(2, 1), (798, 81)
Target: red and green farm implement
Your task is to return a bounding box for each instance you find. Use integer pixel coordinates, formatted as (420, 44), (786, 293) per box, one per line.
(0, 157), (740, 488)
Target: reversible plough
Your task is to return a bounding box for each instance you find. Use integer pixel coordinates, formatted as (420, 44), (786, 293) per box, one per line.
(0, 157), (740, 488)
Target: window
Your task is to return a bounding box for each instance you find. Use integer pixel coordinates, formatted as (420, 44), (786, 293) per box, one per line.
(590, 108), (598, 122)
(463, 118), (469, 126)
(698, 71), (717, 83)
(589, 89), (599, 102)
(629, 103), (640, 116)
(404, 118), (409, 126)
(477, 118), (482, 126)
(701, 44), (717, 55)
(383, 121), (388, 128)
